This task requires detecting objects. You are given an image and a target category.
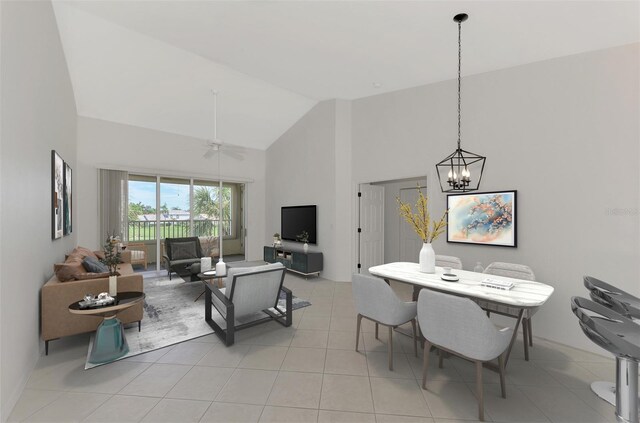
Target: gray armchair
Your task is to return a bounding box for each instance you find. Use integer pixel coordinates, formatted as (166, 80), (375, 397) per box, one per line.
(476, 262), (537, 360)
(205, 263), (290, 346)
(418, 289), (512, 421)
(352, 274), (418, 370)
(435, 255), (463, 269)
(163, 237), (204, 280)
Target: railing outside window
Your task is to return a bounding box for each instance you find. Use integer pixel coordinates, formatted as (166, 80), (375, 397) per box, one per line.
(128, 219), (232, 241)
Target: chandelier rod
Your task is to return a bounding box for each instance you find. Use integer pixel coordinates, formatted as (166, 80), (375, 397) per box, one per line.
(457, 15), (462, 150)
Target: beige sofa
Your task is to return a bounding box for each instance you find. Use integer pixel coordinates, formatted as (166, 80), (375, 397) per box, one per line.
(41, 250), (144, 354)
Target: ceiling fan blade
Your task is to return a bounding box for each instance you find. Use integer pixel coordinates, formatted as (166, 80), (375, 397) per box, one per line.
(223, 149), (244, 161)
(203, 148), (216, 159)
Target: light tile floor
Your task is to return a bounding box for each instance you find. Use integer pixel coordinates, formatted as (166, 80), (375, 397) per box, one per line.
(10, 274), (624, 423)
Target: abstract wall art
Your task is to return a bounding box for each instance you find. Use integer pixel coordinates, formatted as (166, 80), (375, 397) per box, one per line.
(64, 162), (72, 236)
(447, 190), (517, 247)
(51, 150), (64, 239)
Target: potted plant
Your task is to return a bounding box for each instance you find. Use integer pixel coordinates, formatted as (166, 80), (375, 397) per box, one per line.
(100, 234), (122, 295)
(296, 231), (310, 253)
(397, 186), (447, 273)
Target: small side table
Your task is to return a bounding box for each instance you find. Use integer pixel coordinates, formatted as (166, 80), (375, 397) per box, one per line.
(195, 271), (227, 301)
(69, 291), (145, 364)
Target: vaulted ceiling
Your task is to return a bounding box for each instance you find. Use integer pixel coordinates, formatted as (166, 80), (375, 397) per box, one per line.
(53, 1), (639, 150)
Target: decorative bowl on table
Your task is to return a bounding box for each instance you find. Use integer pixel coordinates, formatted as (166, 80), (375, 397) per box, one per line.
(78, 293), (115, 309)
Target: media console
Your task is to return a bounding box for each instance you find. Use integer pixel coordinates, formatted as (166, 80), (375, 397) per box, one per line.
(264, 246), (323, 278)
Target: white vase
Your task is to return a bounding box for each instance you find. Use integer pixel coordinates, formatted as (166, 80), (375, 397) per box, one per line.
(215, 258), (227, 276)
(419, 243), (435, 273)
(303, 243), (309, 253)
(108, 275), (117, 296)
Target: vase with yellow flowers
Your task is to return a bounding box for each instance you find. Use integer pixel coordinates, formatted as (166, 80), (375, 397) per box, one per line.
(397, 186), (448, 273)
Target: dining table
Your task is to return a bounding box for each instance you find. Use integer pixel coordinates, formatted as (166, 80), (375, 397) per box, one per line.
(368, 262), (555, 368)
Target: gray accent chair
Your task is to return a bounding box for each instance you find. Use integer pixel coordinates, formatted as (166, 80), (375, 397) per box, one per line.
(205, 262), (290, 346)
(163, 237), (204, 280)
(571, 296), (640, 423)
(418, 289), (512, 421)
(475, 262), (537, 360)
(435, 255), (463, 270)
(352, 274), (418, 370)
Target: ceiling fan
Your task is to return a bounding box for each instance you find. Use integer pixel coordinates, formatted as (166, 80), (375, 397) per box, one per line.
(203, 139), (245, 161)
(202, 90), (245, 161)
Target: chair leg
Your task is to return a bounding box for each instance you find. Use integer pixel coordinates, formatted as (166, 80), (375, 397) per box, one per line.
(422, 340), (431, 389)
(375, 322), (379, 340)
(528, 318), (533, 347)
(411, 319), (418, 357)
(522, 317), (530, 361)
(388, 325), (394, 371)
(476, 360), (484, 421)
(438, 349), (444, 368)
(498, 353), (507, 399)
(355, 314), (362, 352)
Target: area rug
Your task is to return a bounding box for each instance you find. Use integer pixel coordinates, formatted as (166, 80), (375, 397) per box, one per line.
(85, 274), (311, 369)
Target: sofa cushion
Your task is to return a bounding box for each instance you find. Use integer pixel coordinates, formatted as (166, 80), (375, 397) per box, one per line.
(54, 253), (85, 282)
(72, 246), (98, 260)
(171, 242), (198, 260)
(82, 256), (109, 273)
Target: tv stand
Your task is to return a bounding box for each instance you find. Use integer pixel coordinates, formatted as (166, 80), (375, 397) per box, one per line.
(264, 246), (323, 278)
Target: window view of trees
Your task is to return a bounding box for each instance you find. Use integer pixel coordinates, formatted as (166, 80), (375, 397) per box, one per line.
(127, 175), (234, 242)
(193, 184), (232, 237)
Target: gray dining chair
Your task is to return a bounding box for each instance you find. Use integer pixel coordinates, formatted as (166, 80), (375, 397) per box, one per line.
(435, 255), (463, 270)
(418, 289), (512, 421)
(352, 274), (418, 370)
(476, 262), (537, 360)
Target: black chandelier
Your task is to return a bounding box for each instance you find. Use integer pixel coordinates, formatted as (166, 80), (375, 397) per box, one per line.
(435, 13), (486, 193)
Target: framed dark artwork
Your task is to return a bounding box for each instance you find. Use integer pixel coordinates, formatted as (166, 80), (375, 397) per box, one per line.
(64, 162), (72, 235)
(51, 150), (64, 239)
(446, 190), (517, 247)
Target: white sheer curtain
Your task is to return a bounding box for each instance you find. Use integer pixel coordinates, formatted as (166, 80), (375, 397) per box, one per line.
(99, 169), (129, 242)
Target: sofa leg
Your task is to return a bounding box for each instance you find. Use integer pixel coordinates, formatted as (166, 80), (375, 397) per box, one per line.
(138, 321), (141, 332)
(45, 340), (49, 356)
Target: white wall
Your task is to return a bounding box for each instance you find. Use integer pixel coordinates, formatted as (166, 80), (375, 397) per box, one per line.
(0, 1), (78, 419)
(76, 117), (266, 262)
(352, 44), (640, 354)
(265, 100), (353, 281)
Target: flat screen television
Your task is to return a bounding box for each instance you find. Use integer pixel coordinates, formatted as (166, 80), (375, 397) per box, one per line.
(281, 205), (317, 244)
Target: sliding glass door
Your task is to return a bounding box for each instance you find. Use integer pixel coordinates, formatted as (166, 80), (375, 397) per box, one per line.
(159, 177), (191, 239)
(127, 174), (245, 271)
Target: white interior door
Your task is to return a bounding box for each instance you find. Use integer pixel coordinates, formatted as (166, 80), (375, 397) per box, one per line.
(399, 187), (424, 263)
(359, 184), (384, 274)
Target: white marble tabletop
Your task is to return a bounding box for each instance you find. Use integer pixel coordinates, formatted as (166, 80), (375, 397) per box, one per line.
(369, 262), (554, 308)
